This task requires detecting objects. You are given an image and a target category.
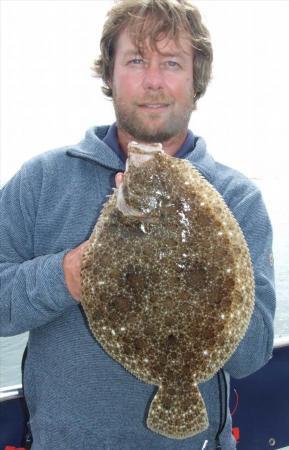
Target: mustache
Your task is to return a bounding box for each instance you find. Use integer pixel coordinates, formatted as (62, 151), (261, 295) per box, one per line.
(135, 94), (173, 104)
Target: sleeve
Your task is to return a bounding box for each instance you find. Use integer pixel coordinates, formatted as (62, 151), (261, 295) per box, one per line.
(224, 187), (276, 378)
(0, 162), (77, 337)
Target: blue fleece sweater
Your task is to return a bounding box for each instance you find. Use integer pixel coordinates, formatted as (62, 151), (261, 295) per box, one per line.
(0, 126), (275, 450)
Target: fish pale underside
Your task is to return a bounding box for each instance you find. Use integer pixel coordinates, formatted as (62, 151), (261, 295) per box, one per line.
(80, 141), (254, 440)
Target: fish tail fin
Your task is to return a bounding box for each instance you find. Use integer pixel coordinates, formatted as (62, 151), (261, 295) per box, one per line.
(147, 383), (209, 439)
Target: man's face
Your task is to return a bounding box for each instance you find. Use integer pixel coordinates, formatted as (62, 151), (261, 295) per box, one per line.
(110, 28), (194, 143)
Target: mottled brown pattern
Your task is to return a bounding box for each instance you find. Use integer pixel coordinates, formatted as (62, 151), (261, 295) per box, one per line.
(80, 142), (254, 439)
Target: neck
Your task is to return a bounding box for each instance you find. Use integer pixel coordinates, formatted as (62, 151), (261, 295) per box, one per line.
(116, 126), (188, 157)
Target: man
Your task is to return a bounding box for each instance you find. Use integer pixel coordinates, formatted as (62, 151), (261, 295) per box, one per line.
(0, 1), (275, 449)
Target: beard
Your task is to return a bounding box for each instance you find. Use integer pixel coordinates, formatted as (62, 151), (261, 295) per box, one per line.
(112, 91), (195, 143)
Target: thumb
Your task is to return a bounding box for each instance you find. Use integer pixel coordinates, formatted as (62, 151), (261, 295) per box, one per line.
(115, 172), (124, 188)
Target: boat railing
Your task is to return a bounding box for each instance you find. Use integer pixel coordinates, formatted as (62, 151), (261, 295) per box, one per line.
(273, 335), (289, 348)
(0, 384), (23, 402)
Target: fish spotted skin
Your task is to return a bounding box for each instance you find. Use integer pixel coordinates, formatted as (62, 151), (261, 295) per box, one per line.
(80, 141), (254, 439)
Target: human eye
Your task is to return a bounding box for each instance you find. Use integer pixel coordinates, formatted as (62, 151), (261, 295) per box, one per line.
(161, 59), (182, 70)
(128, 57), (144, 65)
(166, 60), (181, 68)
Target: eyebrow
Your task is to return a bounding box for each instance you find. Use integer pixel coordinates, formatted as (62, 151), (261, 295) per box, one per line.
(122, 49), (189, 59)
(122, 49), (142, 57)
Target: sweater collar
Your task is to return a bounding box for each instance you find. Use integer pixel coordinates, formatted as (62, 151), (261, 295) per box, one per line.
(67, 125), (125, 171)
(66, 125), (216, 184)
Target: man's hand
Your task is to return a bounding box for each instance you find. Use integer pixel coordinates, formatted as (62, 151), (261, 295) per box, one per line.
(115, 172), (124, 187)
(63, 172), (124, 302)
(63, 241), (89, 302)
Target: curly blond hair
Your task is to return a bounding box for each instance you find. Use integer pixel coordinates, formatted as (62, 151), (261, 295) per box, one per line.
(92, 0), (213, 103)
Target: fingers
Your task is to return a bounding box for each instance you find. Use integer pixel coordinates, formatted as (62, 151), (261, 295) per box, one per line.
(64, 170), (123, 303)
(63, 240), (90, 302)
(115, 172), (124, 188)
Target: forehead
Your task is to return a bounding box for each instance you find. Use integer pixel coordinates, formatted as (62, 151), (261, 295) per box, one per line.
(115, 28), (193, 58)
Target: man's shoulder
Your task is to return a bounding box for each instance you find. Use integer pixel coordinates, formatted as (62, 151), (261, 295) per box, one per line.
(215, 160), (256, 190)
(189, 135), (260, 208)
(213, 160), (261, 213)
(20, 145), (67, 169)
(20, 124), (108, 171)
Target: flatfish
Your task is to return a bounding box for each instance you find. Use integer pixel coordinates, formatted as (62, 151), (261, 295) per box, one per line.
(80, 141), (254, 439)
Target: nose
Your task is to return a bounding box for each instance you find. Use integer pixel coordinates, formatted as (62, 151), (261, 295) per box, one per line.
(142, 63), (164, 91)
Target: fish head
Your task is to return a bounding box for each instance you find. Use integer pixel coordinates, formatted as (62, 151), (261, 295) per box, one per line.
(116, 141), (171, 220)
